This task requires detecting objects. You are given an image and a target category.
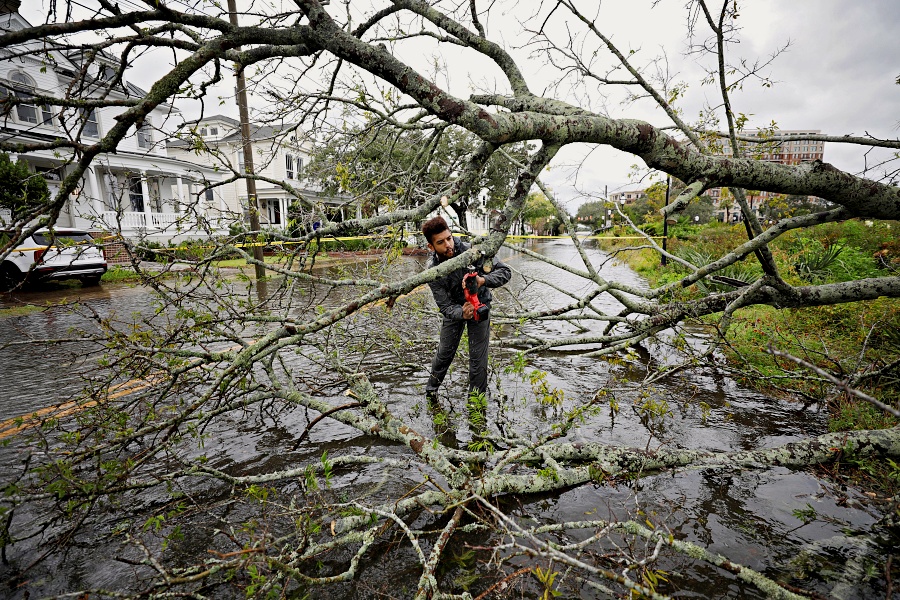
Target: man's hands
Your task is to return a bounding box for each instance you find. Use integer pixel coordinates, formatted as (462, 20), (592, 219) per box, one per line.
(462, 302), (475, 320)
(461, 275), (485, 290)
(461, 276), (485, 320)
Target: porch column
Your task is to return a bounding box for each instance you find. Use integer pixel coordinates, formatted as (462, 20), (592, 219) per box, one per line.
(356, 200), (362, 220)
(175, 175), (185, 213)
(86, 166), (104, 215)
(140, 172), (152, 229)
(185, 180), (194, 210)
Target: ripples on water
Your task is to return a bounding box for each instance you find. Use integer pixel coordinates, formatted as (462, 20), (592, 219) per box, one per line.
(0, 241), (888, 599)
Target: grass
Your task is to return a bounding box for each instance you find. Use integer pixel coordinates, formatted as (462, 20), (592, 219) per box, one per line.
(604, 219), (900, 435)
(101, 266), (143, 283)
(0, 303), (45, 318)
(723, 298), (900, 403)
(212, 256), (294, 268)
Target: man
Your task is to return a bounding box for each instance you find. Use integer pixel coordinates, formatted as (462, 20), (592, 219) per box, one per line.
(422, 216), (511, 399)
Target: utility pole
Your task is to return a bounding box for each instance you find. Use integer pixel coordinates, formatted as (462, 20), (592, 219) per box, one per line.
(227, 0), (266, 281)
(605, 184), (609, 229)
(662, 176), (670, 266)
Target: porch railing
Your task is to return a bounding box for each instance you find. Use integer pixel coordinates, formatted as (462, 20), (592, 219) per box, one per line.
(99, 211), (181, 231)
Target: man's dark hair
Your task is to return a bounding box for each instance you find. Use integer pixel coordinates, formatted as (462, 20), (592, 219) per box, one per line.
(422, 216), (449, 244)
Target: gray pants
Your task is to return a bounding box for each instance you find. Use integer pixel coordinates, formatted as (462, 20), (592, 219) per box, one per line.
(426, 316), (490, 396)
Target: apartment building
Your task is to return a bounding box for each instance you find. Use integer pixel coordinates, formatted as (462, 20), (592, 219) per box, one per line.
(713, 130), (826, 221)
(609, 190), (647, 205)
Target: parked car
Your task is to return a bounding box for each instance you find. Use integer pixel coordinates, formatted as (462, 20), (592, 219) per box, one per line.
(0, 228), (107, 291)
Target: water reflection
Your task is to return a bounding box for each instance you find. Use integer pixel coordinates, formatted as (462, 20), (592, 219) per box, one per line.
(0, 239), (885, 600)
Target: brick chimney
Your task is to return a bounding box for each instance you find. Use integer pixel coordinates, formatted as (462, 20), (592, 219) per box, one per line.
(0, 0), (21, 15)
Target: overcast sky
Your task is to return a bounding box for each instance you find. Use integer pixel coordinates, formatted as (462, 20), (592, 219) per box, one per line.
(521, 0), (900, 207)
(20, 1), (900, 210)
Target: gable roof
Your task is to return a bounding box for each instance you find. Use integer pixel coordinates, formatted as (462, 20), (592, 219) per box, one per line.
(166, 119), (302, 148)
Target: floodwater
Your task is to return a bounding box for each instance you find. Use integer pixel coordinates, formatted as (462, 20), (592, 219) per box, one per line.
(0, 239), (892, 599)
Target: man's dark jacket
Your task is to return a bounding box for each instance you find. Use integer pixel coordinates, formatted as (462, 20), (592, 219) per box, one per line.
(427, 237), (512, 321)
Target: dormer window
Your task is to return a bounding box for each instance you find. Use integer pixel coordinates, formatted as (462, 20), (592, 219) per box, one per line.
(80, 108), (100, 138)
(96, 65), (116, 81)
(10, 71), (31, 87)
(137, 120), (152, 148)
(7, 71), (53, 125)
(209, 126), (218, 136)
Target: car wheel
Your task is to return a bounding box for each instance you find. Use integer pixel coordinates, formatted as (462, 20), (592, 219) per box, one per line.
(81, 275), (102, 287)
(0, 263), (23, 292)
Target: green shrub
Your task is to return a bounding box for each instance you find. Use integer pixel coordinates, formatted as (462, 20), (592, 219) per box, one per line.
(0, 153), (49, 221)
(136, 241), (166, 262)
(170, 239), (213, 261)
(829, 245), (883, 281)
(639, 221), (663, 236)
(674, 247), (761, 294)
(793, 242), (844, 281)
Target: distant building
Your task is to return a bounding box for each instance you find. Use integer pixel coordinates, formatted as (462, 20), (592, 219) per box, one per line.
(0, 8), (225, 243)
(167, 115), (358, 231)
(720, 130), (825, 165)
(609, 190), (647, 205)
(713, 130), (826, 222)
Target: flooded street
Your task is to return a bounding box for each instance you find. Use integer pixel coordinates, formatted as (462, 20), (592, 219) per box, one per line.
(0, 283), (153, 421)
(0, 240), (890, 599)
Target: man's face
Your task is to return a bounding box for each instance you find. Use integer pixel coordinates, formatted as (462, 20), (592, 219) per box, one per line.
(428, 229), (454, 260)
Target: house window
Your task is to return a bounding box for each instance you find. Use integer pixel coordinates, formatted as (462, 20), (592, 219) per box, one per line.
(14, 91), (51, 124)
(209, 127), (218, 136)
(7, 71), (53, 125)
(296, 157), (304, 178)
(204, 188), (214, 204)
(137, 121), (152, 148)
(200, 127), (208, 136)
(285, 153), (295, 179)
(128, 177), (145, 212)
(238, 152), (245, 173)
(81, 108), (100, 138)
(35, 166), (61, 182)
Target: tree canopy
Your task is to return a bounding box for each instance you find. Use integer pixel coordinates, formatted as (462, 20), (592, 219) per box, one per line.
(0, 152), (49, 222)
(575, 199), (608, 227)
(305, 123), (531, 228)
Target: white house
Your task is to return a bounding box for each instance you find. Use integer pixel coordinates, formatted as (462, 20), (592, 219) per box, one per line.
(167, 115), (361, 232)
(430, 192), (494, 238)
(0, 7), (226, 243)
